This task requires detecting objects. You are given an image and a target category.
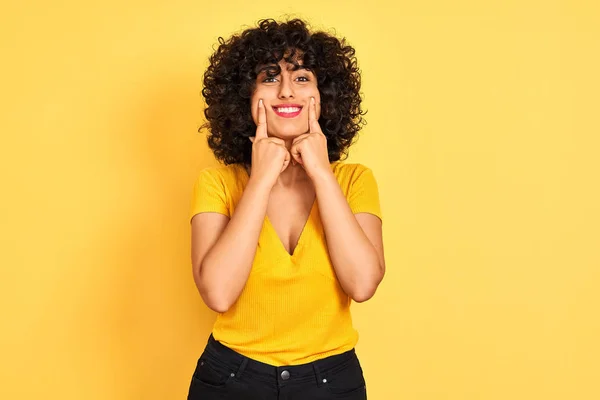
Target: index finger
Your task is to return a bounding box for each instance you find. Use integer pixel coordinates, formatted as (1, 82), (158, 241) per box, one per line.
(256, 99), (268, 139)
(308, 96), (320, 133)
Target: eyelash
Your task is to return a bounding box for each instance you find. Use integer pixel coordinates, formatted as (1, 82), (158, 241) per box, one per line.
(263, 76), (310, 83)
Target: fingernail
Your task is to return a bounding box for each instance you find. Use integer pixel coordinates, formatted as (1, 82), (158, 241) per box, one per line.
(259, 99), (263, 106)
(311, 97), (315, 104)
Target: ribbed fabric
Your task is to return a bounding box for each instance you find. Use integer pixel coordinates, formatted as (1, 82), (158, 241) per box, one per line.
(189, 161), (382, 366)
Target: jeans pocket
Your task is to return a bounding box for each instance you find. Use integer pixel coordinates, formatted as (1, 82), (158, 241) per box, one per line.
(324, 357), (367, 397)
(191, 356), (233, 389)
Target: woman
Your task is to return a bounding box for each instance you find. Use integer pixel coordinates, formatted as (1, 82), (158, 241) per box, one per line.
(188, 18), (385, 400)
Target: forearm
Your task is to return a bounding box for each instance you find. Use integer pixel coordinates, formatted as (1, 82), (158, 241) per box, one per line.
(199, 178), (271, 312)
(313, 172), (384, 302)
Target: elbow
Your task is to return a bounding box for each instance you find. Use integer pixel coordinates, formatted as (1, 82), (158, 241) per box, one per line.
(194, 263), (234, 313)
(204, 297), (232, 313)
(349, 280), (380, 303)
(199, 285), (233, 313)
(351, 287), (377, 303)
(349, 266), (385, 303)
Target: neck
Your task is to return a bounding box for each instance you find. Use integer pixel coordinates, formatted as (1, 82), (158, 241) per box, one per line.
(244, 137), (322, 188)
(276, 163), (310, 187)
(245, 162), (310, 188)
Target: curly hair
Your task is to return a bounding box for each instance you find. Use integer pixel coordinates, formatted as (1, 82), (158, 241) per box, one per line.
(200, 18), (366, 166)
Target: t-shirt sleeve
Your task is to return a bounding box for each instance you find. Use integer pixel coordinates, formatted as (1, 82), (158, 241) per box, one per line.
(189, 168), (230, 222)
(347, 166), (383, 221)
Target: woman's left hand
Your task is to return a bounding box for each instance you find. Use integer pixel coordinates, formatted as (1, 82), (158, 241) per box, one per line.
(290, 97), (332, 180)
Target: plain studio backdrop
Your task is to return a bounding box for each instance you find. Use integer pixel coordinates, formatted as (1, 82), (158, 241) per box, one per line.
(1, 1), (598, 399)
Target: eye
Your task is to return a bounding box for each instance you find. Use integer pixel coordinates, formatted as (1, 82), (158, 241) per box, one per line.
(296, 76), (309, 82)
(263, 76), (278, 83)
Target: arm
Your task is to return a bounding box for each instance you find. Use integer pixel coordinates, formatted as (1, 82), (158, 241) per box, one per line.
(191, 98), (291, 313)
(313, 171), (385, 302)
(191, 178), (271, 313)
(288, 97), (385, 302)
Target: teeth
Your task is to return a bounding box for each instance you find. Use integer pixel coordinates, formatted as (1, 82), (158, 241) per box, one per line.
(276, 107), (301, 113)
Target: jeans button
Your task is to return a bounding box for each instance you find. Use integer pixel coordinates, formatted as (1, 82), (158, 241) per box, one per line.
(281, 370), (290, 380)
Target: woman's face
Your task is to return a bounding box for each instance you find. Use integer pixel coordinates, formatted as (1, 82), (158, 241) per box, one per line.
(250, 58), (321, 139)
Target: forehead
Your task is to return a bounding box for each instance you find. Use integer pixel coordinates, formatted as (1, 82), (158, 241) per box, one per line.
(256, 49), (306, 74)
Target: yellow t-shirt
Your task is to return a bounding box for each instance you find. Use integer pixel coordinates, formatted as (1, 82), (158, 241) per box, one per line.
(189, 161), (382, 366)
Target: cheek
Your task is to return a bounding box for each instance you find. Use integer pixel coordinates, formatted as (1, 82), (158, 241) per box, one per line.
(250, 88), (268, 122)
(249, 97), (259, 123)
(312, 91), (322, 118)
(307, 87), (321, 105)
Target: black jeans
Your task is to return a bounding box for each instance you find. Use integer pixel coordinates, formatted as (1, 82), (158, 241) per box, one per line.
(187, 334), (367, 399)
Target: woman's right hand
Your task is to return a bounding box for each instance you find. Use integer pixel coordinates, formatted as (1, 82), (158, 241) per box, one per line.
(248, 99), (291, 188)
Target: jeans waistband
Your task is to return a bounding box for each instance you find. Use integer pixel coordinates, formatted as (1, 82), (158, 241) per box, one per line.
(203, 334), (357, 386)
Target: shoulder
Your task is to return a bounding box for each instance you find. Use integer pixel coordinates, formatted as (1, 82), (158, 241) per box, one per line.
(331, 161), (375, 184)
(195, 163), (245, 184)
(333, 161), (382, 218)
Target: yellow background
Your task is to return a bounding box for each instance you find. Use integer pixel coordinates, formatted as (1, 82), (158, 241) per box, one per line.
(1, 1), (599, 399)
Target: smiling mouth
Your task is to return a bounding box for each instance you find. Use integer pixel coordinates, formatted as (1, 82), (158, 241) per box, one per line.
(272, 106), (303, 118)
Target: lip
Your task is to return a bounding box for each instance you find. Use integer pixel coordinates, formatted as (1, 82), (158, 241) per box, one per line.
(272, 104), (303, 118)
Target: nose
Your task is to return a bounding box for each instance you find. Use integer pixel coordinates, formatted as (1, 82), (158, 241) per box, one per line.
(278, 77), (295, 99)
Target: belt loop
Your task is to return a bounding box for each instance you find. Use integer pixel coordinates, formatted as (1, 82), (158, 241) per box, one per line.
(313, 362), (325, 387)
(235, 357), (248, 379)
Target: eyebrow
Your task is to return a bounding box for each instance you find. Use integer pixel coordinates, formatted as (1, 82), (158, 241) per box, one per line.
(290, 64), (310, 71)
(256, 63), (312, 76)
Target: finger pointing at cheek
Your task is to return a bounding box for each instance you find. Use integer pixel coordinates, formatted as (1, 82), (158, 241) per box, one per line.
(250, 99), (268, 143)
(308, 96), (322, 134)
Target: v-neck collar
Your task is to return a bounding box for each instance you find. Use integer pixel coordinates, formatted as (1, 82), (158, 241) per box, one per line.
(265, 197), (317, 257)
(238, 163), (338, 258)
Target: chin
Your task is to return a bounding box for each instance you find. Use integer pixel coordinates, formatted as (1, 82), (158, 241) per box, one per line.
(269, 125), (308, 139)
